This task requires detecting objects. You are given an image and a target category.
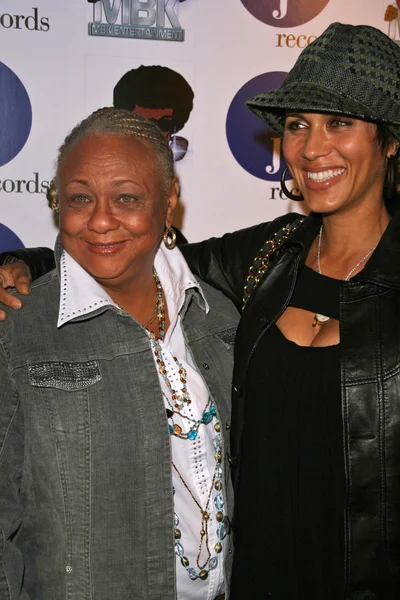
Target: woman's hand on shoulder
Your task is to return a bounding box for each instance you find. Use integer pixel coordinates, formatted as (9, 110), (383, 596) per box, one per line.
(0, 261), (32, 320)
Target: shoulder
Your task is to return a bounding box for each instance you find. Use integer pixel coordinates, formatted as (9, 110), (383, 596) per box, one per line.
(10, 268), (59, 310)
(199, 279), (240, 316)
(0, 270), (59, 349)
(242, 212), (304, 246)
(187, 280), (241, 334)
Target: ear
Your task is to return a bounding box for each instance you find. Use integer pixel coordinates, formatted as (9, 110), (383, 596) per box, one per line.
(387, 141), (399, 158)
(165, 178), (179, 228)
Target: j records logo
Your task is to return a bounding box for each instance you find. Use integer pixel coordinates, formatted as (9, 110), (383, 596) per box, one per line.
(226, 72), (287, 182)
(241, 0), (330, 27)
(0, 62), (32, 167)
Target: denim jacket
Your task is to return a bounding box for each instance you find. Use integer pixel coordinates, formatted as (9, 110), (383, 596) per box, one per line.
(0, 248), (239, 600)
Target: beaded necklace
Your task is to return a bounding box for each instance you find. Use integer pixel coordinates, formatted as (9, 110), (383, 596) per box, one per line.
(166, 396), (215, 440)
(148, 269), (216, 440)
(148, 269), (191, 410)
(146, 268), (229, 580)
(173, 418), (229, 581)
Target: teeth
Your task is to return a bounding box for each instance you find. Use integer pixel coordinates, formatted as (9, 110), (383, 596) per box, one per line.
(307, 168), (345, 182)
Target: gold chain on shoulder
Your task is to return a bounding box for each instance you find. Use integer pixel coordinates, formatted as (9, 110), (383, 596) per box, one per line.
(242, 218), (305, 310)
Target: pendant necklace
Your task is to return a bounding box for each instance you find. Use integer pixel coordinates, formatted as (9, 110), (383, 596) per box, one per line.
(313, 225), (377, 327)
(144, 268), (229, 580)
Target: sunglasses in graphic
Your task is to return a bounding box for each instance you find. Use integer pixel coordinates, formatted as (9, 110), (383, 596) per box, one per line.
(149, 116), (189, 162)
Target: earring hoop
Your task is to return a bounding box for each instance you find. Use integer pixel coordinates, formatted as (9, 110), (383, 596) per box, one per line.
(280, 166), (304, 201)
(163, 227), (177, 250)
(385, 154), (397, 201)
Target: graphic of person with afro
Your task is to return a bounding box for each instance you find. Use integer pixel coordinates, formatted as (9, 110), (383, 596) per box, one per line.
(113, 65), (194, 162)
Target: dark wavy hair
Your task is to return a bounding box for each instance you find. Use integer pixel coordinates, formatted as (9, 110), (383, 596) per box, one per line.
(375, 124), (400, 201)
(113, 65), (194, 134)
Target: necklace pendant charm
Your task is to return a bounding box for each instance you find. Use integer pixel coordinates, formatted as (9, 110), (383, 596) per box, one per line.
(199, 570), (209, 580)
(312, 313), (330, 327)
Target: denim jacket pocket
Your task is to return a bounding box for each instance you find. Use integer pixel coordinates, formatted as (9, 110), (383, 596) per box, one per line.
(28, 360), (102, 434)
(28, 360), (101, 391)
(216, 326), (237, 349)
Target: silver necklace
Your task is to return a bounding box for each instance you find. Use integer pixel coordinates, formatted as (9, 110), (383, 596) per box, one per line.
(313, 225), (377, 327)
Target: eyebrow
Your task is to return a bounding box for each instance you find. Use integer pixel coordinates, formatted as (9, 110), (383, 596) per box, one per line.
(66, 179), (138, 187)
(286, 112), (306, 119)
(68, 179), (90, 186)
(110, 180), (138, 187)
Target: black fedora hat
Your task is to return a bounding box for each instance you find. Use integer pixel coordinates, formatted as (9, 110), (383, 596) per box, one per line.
(246, 23), (400, 142)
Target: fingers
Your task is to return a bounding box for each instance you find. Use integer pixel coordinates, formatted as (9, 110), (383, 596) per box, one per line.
(0, 261), (32, 292)
(0, 262), (32, 318)
(14, 268), (32, 296)
(0, 285), (22, 312)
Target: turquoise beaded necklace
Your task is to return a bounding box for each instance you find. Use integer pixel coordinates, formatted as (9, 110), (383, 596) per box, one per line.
(147, 268), (229, 580)
(172, 416), (229, 581)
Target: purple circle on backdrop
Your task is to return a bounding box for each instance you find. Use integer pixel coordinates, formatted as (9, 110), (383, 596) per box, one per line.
(241, 0), (330, 27)
(226, 71), (287, 181)
(0, 62), (32, 167)
(0, 223), (24, 252)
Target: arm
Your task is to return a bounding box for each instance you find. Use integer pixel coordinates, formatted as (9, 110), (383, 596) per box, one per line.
(0, 341), (27, 597)
(181, 214), (296, 309)
(0, 248), (55, 320)
(0, 247), (55, 280)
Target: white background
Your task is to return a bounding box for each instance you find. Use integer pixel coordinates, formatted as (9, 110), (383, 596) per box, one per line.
(0, 0), (391, 249)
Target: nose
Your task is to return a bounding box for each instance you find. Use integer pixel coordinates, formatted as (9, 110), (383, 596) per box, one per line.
(87, 199), (119, 233)
(302, 125), (330, 161)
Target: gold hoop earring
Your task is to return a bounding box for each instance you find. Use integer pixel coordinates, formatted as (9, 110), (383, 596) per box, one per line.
(163, 227), (176, 250)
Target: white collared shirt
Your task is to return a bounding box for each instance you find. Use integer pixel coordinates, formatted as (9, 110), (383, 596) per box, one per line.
(58, 245), (225, 600)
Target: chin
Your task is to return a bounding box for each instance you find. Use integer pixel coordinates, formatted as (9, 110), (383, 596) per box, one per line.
(303, 193), (342, 215)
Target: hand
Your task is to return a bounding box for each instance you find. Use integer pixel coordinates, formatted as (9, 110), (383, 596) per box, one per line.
(0, 261), (32, 321)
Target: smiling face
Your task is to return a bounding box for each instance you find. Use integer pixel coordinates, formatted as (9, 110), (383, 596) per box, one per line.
(282, 113), (395, 216)
(58, 134), (178, 293)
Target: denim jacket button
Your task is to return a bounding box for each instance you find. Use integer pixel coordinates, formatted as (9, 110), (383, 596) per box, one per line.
(65, 565), (73, 574)
(227, 453), (238, 466)
(202, 362), (210, 370)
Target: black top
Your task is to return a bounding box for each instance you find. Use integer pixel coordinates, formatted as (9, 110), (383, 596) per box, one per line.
(230, 266), (345, 599)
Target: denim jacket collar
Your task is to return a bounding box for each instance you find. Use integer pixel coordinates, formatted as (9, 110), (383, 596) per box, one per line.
(55, 236), (208, 328)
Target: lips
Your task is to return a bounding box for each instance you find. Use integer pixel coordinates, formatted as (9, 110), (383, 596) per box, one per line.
(84, 240), (127, 254)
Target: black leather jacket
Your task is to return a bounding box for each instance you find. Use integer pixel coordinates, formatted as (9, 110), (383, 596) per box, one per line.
(183, 211), (400, 599)
(2, 212), (400, 597)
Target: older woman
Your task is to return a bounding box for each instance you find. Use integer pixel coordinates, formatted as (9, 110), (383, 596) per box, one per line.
(2, 22), (400, 599)
(0, 108), (239, 600)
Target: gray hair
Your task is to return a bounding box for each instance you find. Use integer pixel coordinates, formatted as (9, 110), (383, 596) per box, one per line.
(48, 107), (175, 211)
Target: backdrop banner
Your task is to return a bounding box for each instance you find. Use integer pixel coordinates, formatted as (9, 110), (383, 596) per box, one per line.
(0, 0), (393, 250)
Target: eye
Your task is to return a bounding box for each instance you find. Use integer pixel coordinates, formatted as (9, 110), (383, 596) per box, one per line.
(329, 117), (353, 128)
(116, 194), (139, 204)
(69, 194), (91, 205)
(285, 118), (307, 131)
